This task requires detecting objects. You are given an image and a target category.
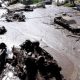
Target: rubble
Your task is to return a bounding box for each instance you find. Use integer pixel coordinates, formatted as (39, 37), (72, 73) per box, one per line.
(2, 64), (20, 80)
(6, 12), (26, 22)
(19, 40), (64, 80)
(0, 40), (64, 80)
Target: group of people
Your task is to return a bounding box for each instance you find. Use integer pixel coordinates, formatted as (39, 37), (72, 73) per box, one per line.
(0, 40), (64, 80)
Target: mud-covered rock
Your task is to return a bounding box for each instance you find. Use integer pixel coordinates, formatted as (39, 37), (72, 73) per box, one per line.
(6, 12), (26, 22)
(0, 26), (7, 35)
(54, 16), (80, 34)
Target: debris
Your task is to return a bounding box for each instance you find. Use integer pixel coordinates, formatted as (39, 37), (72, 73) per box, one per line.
(0, 26), (7, 35)
(20, 40), (64, 80)
(0, 40), (64, 80)
(6, 12), (26, 22)
(54, 16), (80, 34)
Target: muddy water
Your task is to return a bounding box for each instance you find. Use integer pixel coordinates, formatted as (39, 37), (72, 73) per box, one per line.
(0, 4), (80, 80)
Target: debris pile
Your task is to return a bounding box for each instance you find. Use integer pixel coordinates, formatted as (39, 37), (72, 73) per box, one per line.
(36, 2), (46, 8)
(54, 16), (80, 34)
(0, 26), (7, 35)
(0, 40), (64, 80)
(6, 12), (26, 22)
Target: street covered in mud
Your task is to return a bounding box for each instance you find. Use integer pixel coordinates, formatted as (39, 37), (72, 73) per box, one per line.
(0, 0), (80, 80)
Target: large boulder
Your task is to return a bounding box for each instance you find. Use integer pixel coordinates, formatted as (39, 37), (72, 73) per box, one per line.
(0, 26), (7, 34)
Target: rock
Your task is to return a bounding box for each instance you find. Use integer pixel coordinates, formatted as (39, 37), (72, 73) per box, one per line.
(6, 12), (26, 22)
(0, 26), (7, 35)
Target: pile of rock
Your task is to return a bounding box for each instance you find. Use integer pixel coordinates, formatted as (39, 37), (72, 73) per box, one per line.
(6, 12), (26, 22)
(19, 40), (64, 80)
(0, 40), (64, 80)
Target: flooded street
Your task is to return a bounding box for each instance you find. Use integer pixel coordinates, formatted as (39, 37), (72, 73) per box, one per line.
(0, 3), (80, 80)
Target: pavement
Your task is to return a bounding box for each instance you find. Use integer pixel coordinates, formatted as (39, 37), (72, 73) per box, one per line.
(0, 3), (80, 80)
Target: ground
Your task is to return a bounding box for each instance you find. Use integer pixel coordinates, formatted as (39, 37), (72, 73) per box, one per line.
(0, 3), (80, 80)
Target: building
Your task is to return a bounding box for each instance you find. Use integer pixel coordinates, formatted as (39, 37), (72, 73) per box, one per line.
(55, 0), (68, 4)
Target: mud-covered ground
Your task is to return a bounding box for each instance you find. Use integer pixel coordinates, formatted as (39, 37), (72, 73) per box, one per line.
(0, 2), (80, 80)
